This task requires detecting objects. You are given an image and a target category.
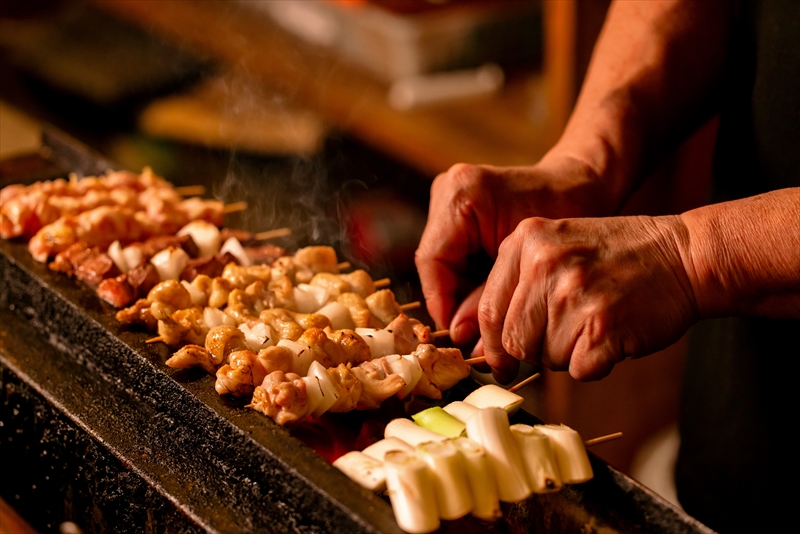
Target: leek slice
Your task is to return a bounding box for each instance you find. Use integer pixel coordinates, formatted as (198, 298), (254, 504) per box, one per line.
(385, 354), (422, 399)
(239, 323), (274, 352)
(301, 376), (323, 418)
(362, 437), (414, 461)
(451, 437), (502, 521)
(307, 361), (339, 418)
(463, 384), (524, 414)
(417, 440), (473, 520)
(384, 451), (440, 534)
(181, 280), (207, 307)
(442, 401), (479, 423)
(177, 220), (221, 258)
(316, 301), (356, 330)
(510, 424), (563, 493)
(412, 407), (465, 439)
(297, 283), (330, 310)
(278, 339), (315, 376)
(385, 418), (447, 447)
(219, 237), (251, 266)
(535, 424), (594, 484)
(333, 451), (386, 492)
(355, 328), (395, 359)
(121, 244), (144, 272)
(108, 240), (128, 273)
(465, 407), (532, 503)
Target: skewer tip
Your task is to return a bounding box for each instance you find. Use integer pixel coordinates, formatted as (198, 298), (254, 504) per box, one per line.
(254, 227), (292, 240)
(584, 431), (624, 447)
(398, 301), (421, 312)
(223, 201), (248, 214)
(507, 372), (541, 393)
(373, 278), (391, 288)
(430, 329), (450, 339)
(145, 336), (164, 344)
(464, 356), (487, 365)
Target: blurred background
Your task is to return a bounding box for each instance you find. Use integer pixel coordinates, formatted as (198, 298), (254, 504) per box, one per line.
(0, 0), (720, 512)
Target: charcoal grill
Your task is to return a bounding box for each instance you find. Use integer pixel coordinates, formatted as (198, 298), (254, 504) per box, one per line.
(0, 128), (715, 533)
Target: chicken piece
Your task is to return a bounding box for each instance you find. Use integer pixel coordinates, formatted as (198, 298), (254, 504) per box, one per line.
(266, 274), (296, 311)
(271, 256), (296, 282)
(166, 344), (219, 374)
(339, 270), (375, 298)
(288, 310), (331, 331)
(365, 289), (402, 326)
(350, 359), (405, 410)
(221, 262), (272, 289)
(385, 313), (432, 355)
(225, 286), (264, 324)
(97, 275), (136, 308)
(49, 241), (95, 276)
(180, 252), (235, 281)
(171, 307), (208, 346)
(115, 298), (157, 330)
(147, 279), (193, 310)
(326, 364), (363, 413)
(28, 216), (79, 262)
(215, 350), (267, 397)
(259, 309), (305, 341)
(248, 371), (309, 426)
(126, 263), (160, 299)
(325, 328), (372, 366)
(309, 272), (350, 299)
(205, 325), (248, 364)
(293, 245), (339, 277)
(208, 277), (233, 309)
(257, 345), (294, 375)
(414, 344), (469, 393)
(338, 293), (383, 329)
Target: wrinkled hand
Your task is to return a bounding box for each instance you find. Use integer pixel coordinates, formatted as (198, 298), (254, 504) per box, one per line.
(479, 214), (699, 381)
(415, 157), (613, 343)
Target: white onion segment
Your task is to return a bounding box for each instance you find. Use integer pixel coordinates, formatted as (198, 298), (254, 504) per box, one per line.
(463, 384), (524, 414)
(355, 328), (395, 359)
(278, 339), (314, 376)
(121, 244), (144, 272)
(465, 407), (532, 503)
(177, 220), (221, 258)
(316, 301), (355, 330)
(384, 354), (423, 399)
(239, 323), (274, 352)
(384, 451), (440, 534)
(301, 375), (323, 419)
(510, 424), (563, 493)
(534, 424), (594, 484)
(219, 236), (251, 266)
(204, 307), (236, 328)
(442, 401), (479, 423)
(150, 246), (189, 281)
(333, 451), (386, 492)
(181, 280), (207, 307)
(307, 361), (339, 418)
(107, 240), (128, 273)
(296, 283), (330, 311)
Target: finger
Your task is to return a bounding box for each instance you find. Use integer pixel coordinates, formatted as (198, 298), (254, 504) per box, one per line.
(568, 322), (625, 381)
(478, 237), (521, 370)
(450, 283), (484, 345)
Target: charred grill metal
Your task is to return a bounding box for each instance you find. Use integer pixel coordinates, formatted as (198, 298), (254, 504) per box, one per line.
(0, 130), (713, 534)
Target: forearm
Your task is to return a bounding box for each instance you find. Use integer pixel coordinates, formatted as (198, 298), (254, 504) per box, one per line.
(677, 188), (800, 318)
(547, 0), (731, 212)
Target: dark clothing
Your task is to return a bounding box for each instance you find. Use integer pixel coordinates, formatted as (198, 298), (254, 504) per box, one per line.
(675, 1), (800, 532)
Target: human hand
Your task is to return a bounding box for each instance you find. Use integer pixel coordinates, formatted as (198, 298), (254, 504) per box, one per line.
(478, 214), (699, 381)
(415, 156), (614, 344)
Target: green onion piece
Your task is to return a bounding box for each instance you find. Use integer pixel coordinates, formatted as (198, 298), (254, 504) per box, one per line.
(412, 407), (466, 438)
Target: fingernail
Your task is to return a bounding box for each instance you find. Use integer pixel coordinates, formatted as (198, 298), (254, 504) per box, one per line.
(452, 319), (478, 345)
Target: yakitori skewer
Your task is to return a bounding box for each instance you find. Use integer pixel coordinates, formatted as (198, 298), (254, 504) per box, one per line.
(508, 373), (541, 394)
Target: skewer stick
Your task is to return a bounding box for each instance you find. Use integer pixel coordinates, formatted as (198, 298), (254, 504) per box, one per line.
(337, 261), (351, 271)
(174, 185), (206, 196)
(464, 356), (486, 365)
(430, 329), (450, 338)
(398, 301), (421, 311)
(146, 336), (164, 344)
(584, 432), (624, 447)
(254, 227), (292, 240)
(373, 278), (391, 288)
(508, 372), (541, 393)
(223, 201), (248, 214)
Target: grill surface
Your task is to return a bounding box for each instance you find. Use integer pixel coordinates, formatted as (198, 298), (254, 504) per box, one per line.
(0, 129), (715, 533)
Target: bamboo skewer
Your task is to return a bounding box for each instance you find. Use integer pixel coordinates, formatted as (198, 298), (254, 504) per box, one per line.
(254, 227), (292, 240)
(584, 432), (624, 447)
(223, 201), (248, 214)
(508, 372), (541, 393)
(464, 356), (486, 365)
(174, 185), (206, 196)
(146, 336), (163, 344)
(373, 278), (390, 288)
(398, 301), (421, 312)
(430, 329), (450, 338)
(337, 261), (351, 271)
